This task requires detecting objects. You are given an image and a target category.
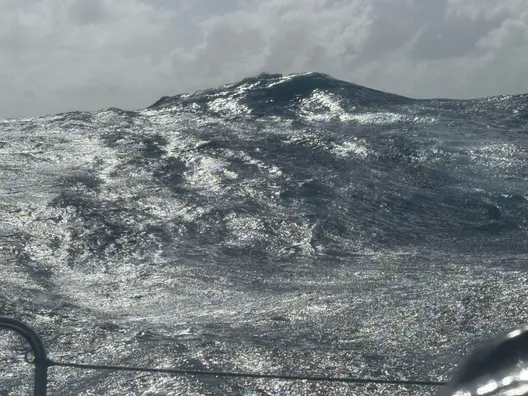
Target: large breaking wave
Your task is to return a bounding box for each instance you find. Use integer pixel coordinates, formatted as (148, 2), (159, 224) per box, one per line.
(1, 72), (528, 395)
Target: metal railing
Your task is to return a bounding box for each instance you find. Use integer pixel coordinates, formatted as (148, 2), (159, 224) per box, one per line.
(0, 317), (48, 396)
(1, 316), (446, 395)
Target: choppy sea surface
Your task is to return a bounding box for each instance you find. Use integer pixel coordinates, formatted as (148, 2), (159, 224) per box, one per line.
(1, 72), (528, 395)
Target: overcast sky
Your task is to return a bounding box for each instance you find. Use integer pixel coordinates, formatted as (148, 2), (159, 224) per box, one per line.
(1, 0), (528, 118)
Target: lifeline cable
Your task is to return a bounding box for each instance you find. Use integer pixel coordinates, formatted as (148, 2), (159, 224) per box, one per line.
(2, 315), (448, 396)
(28, 355), (447, 387)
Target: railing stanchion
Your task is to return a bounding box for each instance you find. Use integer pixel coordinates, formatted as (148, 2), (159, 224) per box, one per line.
(0, 316), (48, 396)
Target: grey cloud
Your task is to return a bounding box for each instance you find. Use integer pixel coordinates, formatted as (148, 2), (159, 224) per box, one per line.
(68, 0), (105, 25)
(477, 15), (528, 49)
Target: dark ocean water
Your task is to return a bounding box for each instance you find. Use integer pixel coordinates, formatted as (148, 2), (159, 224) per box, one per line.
(1, 72), (528, 395)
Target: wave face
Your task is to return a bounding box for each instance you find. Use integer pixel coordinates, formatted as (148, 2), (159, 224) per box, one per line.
(1, 72), (528, 395)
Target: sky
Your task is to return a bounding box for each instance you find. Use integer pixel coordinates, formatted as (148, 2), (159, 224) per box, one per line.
(1, 0), (528, 118)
